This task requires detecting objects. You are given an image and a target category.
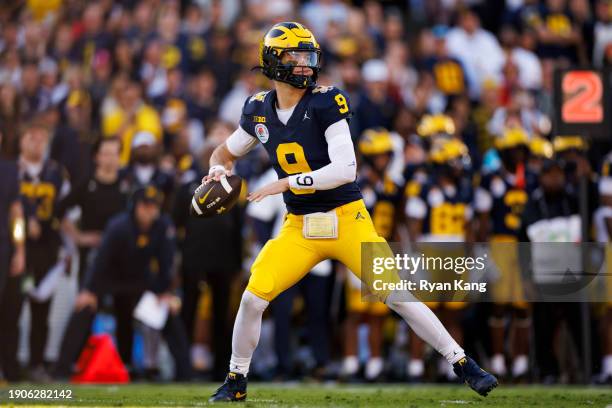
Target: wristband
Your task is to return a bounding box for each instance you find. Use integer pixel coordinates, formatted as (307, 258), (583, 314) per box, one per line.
(208, 165), (226, 175)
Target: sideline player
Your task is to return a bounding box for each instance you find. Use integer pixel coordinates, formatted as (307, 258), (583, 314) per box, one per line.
(203, 22), (498, 402)
(474, 127), (536, 379)
(340, 128), (401, 381)
(405, 138), (474, 381)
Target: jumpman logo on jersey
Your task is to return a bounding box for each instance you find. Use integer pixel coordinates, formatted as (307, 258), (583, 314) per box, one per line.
(303, 111), (311, 121)
(355, 211), (366, 220)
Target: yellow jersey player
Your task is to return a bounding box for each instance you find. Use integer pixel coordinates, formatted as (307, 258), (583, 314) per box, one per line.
(203, 22), (497, 402)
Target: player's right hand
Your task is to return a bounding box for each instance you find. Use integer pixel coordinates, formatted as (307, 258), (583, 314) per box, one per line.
(202, 166), (232, 184)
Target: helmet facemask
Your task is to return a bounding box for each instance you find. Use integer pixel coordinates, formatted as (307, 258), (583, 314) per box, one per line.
(261, 46), (321, 89)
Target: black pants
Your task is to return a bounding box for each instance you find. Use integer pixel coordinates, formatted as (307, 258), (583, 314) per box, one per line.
(533, 302), (583, 379)
(181, 266), (235, 380)
(0, 270), (23, 381)
(26, 242), (59, 368)
(55, 292), (193, 381)
(1, 241), (58, 374)
(272, 273), (331, 375)
(77, 247), (91, 288)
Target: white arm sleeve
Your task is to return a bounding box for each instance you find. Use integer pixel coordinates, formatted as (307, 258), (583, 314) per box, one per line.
(288, 119), (357, 190)
(225, 126), (259, 157)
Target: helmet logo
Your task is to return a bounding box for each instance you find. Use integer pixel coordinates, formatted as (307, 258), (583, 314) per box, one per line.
(255, 124), (269, 143)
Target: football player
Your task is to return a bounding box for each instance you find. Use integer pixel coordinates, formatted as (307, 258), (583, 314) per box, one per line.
(405, 138), (474, 381)
(340, 128), (402, 381)
(403, 114), (456, 200)
(527, 135), (553, 173)
(203, 22), (497, 402)
(17, 123), (71, 381)
(474, 127), (536, 379)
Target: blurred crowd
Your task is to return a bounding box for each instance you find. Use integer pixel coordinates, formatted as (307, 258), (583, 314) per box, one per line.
(0, 0), (612, 386)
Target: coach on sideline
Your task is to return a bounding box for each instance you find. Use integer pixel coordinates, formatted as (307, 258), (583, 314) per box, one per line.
(53, 185), (192, 381)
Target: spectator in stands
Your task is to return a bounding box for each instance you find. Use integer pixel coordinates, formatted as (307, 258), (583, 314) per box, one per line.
(446, 8), (505, 99)
(0, 83), (21, 159)
(102, 80), (162, 165)
(592, 0), (612, 68)
(352, 59), (398, 137)
(121, 131), (174, 211)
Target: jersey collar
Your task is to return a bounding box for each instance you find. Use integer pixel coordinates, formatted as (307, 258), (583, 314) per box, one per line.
(266, 88), (312, 129)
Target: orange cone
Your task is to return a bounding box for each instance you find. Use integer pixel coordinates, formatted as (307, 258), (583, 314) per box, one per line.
(71, 334), (130, 384)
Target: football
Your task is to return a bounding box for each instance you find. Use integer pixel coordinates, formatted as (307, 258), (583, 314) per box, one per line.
(190, 175), (242, 217)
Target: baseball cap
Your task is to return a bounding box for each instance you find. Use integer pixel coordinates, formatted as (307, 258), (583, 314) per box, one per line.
(133, 185), (164, 206)
(132, 131), (156, 148)
(362, 59), (389, 83)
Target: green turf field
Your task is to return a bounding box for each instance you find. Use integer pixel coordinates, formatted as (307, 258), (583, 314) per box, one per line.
(1, 383), (610, 407)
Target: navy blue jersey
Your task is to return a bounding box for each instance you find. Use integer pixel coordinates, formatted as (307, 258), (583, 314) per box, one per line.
(359, 174), (403, 240)
(84, 212), (176, 295)
(0, 159), (19, 250)
(239, 86), (362, 215)
(478, 170), (537, 236)
(417, 178), (473, 238)
(19, 159), (68, 244)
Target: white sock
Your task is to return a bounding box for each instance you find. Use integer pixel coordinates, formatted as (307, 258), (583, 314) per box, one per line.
(408, 359), (424, 377)
(512, 354), (528, 377)
(491, 353), (507, 376)
(386, 297), (464, 364)
(341, 355), (359, 376)
(602, 354), (612, 376)
(191, 344), (213, 371)
(228, 291), (269, 376)
(365, 357), (384, 380)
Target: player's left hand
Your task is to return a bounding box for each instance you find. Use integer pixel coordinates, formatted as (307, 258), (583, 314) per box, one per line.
(247, 178), (290, 202)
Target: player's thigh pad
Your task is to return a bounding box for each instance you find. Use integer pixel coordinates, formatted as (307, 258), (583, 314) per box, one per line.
(247, 218), (324, 302)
